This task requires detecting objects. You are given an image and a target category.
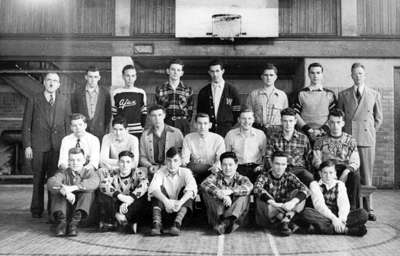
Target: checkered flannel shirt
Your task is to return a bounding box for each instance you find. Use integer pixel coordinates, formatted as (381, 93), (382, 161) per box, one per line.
(201, 172), (253, 198)
(265, 130), (311, 169)
(155, 81), (194, 122)
(253, 170), (308, 203)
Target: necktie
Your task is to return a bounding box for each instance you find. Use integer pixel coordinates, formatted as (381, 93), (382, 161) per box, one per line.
(76, 138), (81, 149)
(356, 89), (361, 103)
(49, 94), (54, 106)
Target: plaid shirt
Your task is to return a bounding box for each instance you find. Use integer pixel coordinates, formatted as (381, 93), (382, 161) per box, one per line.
(253, 170), (308, 203)
(265, 130), (311, 168)
(201, 172), (253, 198)
(155, 81), (194, 122)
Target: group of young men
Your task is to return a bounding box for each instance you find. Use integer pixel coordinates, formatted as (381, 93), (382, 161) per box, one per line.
(22, 59), (382, 238)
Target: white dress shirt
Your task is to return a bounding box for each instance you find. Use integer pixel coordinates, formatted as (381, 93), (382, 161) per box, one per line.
(58, 131), (100, 170)
(211, 81), (225, 117)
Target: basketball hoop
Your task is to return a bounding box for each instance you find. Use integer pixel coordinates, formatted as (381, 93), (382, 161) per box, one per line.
(211, 14), (243, 41)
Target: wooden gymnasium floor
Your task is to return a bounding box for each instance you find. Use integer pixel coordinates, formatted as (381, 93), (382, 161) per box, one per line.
(0, 185), (399, 256)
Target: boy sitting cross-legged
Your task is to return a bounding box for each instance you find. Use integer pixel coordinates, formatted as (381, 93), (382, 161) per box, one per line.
(298, 159), (368, 236)
(148, 146), (197, 236)
(253, 151), (308, 236)
(47, 147), (100, 237)
(98, 150), (150, 233)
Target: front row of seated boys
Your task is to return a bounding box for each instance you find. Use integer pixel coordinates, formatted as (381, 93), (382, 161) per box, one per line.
(47, 145), (368, 237)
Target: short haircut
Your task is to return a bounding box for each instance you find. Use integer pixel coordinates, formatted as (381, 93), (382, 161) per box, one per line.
(68, 147), (85, 156)
(271, 151), (288, 161)
(208, 59), (225, 70)
(148, 104), (166, 114)
(220, 151), (238, 163)
(308, 62), (324, 73)
(166, 146), (180, 158)
(168, 58), (184, 68)
(70, 113), (87, 123)
(239, 108), (254, 116)
(122, 64), (136, 75)
(195, 112), (210, 122)
(351, 62), (365, 72)
(329, 108), (345, 119)
(262, 63), (278, 75)
(281, 107), (297, 117)
(86, 66), (100, 74)
(319, 159), (337, 172)
(44, 72), (60, 81)
(112, 115), (128, 128)
(118, 150), (134, 159)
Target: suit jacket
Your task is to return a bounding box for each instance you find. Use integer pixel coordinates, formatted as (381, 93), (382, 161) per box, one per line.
(22, 91), (71, 152)
(139, 125), (184, 167)
(71, 85), (111, 140)
(197, 82), (241, 137)
(337, 86), (383, 147)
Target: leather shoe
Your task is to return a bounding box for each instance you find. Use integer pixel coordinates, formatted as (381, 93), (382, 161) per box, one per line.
(67, 223), (78, 236)
(55, 221), (67, 237)
(368, 212), (377, 221)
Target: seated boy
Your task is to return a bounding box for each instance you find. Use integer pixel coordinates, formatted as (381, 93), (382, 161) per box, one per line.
(298, 159), (368, 236)
(201, 151), (253, 235)
(253, 151), (308, 236)
(148, 146), (197, 236)
(98, 151), (149, 233)
(47, 147), (100, 237)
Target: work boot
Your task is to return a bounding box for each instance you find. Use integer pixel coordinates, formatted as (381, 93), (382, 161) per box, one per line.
(68, 210), (82, 236)
(150, 222), (162, 236)
(53, 211), (67, 237)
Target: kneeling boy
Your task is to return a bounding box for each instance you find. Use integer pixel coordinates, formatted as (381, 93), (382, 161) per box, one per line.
(47, 148), (100, 237)
(98, 151), (149, 233)
(298, 159), (368, 236)
(254, 151), (308, 236)
(201, 151), (253, 235)
(148, 146), (197, 236)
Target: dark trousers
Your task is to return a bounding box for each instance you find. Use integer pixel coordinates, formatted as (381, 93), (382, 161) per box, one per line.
(336, 165), (360, 210)
(97, 192), (150, 224)
(52, 191), (95, 220)
(31, 149), (59, 215)
(201, 191), (250, 227)
(237, 163), (259, 183)
(287, 166), (314, 186)
(187, 162), (212, 184)
(298, 207), (368, 234)
(165, 118), (191, 136)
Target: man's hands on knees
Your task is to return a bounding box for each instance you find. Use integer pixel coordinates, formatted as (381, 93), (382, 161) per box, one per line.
(281, 198), (300, 212)
(332, 217), (346, 233)
(66, 192), (76, 205)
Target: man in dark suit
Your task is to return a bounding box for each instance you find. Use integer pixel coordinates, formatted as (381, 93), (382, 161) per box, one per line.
(197, 59), (241, 137)
(71, 66), (111, 140)
(23, 72), (71, 218)
(337, 63), (383, 221)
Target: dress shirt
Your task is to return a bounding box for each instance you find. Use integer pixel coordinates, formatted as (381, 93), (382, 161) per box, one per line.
(201, 172), (253, 199)
(309, 179), (350, 222)
(225, 127), (266, 165)
(85, 85), (99, 119)
(181, 132), (225, 168)
(100, 133), (139, 170)
(58, 132), (100, 170)
(211, 81), (225, 117)
(44, 91), (56, 104)
(148, 166), (197, 200)
(246, 86), (288, 126)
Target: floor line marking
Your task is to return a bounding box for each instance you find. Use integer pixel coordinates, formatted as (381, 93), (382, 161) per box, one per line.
(267, 233), (280, 256)
(217, 234), (224, 256)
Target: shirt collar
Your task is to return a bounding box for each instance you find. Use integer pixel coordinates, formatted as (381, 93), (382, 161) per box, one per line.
(212, 80), (225, 89)
(354, 85), (365, 94)
(69, 168), (84, 177)
(85, 85), (99, 94)
(260, 85), (276, 94)
(44, 91), (55, 99)
(280, 130), (299, 140)
(318, 179), (338, 190)
(306, 86), (323, 92)
(166, 168), (181, 177)
(237, 127), (256, 136)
